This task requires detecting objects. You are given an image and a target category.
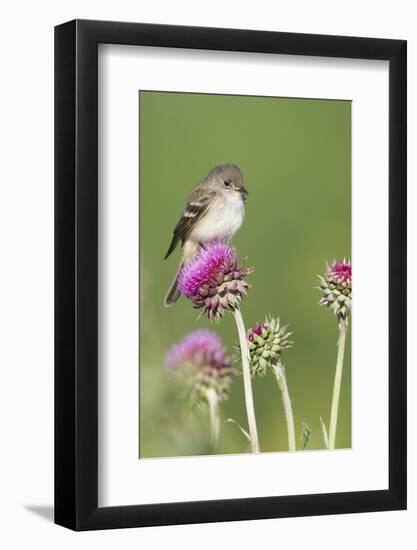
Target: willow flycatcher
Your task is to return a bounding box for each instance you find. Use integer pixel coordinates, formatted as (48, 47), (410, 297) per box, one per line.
(164, 163), (248, 306)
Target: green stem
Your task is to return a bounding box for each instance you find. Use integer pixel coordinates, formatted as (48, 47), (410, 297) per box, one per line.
(233, 307), (260, 453)
(273, 362), (296, 452)
(320, 416), (329, 449)
(328, 319), (347, 449)
(206, 388), (220, 450)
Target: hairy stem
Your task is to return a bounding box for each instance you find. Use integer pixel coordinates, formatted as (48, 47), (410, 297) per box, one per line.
(206, 388), (220, 450)
(273, 362), (296, 452)
(233, 307), (260, 453)
(328, 319), (347, 449)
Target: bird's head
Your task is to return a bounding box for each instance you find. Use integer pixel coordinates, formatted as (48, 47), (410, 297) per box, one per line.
(208, 163), (249, 200)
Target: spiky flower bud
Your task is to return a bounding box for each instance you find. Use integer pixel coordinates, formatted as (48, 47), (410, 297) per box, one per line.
(166, 329), (235, 403)
(178, 242), (252, 321)
(317, 259), (352, 321)
(247, 317), (293, 377)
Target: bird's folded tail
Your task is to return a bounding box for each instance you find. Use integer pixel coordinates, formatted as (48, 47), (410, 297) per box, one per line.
(164, 261), (183, 306)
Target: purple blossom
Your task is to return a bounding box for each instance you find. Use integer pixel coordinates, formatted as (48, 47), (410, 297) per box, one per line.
(178, 243), (236, 299)
(166, 329), (235, 401)
(166, 329), (231, 371)
(177, 242), (252, 320)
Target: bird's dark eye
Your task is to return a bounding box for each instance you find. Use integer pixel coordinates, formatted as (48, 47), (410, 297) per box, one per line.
(224, 180), (231, 187)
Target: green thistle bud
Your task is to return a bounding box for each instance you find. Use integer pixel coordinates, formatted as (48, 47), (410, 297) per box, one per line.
(247, 317), (293, 377)
(317, 259), (352, 321)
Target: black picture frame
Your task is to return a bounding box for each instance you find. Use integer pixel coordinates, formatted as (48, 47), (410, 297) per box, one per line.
(55, 19), (407, 531)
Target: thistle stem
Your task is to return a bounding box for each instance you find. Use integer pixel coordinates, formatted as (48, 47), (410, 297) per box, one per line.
(233, 307), (260, 453)
(206, 388), (220, 450)
(328, 319), (347, 449)
(320, 416), (329, 449)
(273, 362), (296, 452)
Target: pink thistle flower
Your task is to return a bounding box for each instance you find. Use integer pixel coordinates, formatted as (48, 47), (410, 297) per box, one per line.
(166, 329), (235, 402)
(330, 259), (352, 284)
(317, 259), (352, 321)
(166, 329), (230, 370)
(178, 242), (252, 320)
(247, 322), (266, 343)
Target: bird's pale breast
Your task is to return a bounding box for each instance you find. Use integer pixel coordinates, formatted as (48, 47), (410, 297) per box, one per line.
(189, 192), (245, 244)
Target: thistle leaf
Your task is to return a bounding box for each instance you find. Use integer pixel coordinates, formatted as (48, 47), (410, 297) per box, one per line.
(227, 418), (252, 449)
(300, 422), (312, 450)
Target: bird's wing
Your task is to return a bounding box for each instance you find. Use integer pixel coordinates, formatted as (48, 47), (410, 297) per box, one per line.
(164, 188), (217, 260)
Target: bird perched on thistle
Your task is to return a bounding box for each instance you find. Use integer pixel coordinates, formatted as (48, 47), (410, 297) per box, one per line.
(164, 164), (248, 306)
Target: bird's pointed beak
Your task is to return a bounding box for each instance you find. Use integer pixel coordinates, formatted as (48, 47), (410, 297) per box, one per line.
(240, 186), (249, 197)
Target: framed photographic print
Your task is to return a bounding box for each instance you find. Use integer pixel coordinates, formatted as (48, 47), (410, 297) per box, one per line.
(55, 20), (406, 530)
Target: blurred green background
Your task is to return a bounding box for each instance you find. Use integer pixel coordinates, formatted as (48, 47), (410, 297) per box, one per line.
(139, 91), (351, 458)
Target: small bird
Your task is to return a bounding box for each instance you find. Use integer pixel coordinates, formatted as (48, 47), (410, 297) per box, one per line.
(164, 163), (248, 306)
